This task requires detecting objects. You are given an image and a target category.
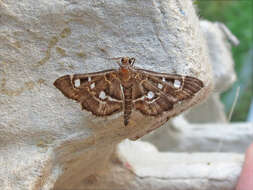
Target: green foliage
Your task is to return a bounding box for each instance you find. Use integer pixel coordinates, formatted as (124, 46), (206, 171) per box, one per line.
(197, 0), (253, 121)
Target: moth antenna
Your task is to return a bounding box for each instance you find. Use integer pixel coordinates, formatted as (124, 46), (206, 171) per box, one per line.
(85, 51), (123, 61)
(107, 57), (123, 61)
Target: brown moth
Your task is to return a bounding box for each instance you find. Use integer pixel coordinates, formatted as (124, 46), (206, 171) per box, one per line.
(54, 57), (204, 126)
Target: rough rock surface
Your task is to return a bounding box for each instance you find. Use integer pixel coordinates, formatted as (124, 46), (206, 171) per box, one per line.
(185, 20), (237, 123)
(68, 140), (244, 190)
(143, 115), (253, 153)
(1, 0), (213, 190)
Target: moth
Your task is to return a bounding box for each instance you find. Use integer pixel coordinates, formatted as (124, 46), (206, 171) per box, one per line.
(54, 57), (204, 126)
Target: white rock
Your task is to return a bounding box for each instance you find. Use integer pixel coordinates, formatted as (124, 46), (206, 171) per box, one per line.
(116, 140), (244, 190)
(144, 116), (253, 153)
(59, 140), (244, 190)
(185, 20), (238, 123)
(0, 0), (211, 189)
(200, 21), (237, 93)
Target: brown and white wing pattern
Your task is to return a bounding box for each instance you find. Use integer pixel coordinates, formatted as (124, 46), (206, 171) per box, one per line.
(132, 69), (204, 116)
(54, 70), (123, 116)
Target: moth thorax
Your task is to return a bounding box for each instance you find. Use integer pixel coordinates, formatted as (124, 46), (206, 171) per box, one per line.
(120, 67), (130, 81)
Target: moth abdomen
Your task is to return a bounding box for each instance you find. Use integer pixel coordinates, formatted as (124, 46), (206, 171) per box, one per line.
(123, 86), (133, 126)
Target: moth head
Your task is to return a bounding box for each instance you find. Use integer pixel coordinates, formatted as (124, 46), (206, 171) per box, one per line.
(120, 57), (135, 67)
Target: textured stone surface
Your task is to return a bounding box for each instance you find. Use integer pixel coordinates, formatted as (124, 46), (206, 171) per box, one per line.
(143, 116), (253, 153)
(117, 140), (243, 190)
(185, 20), (237, 123)
(53, 140), (244, 190)
(200, 21), (237, 93)
(0, 0), (211, 189)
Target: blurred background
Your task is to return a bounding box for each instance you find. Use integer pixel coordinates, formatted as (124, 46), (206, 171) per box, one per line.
(196, 0), (253, 122)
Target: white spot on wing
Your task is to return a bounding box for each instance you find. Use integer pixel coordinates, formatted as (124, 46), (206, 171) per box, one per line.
(99, 91), (106, 100)
(174, 80), (181, 88)
(74, 79), (80, 87)
(147, 91), (154, 99)
(158, 83), (163, 89)
(162, 77), (165, 82)
(90, 83), (95, 89)
(88, 77), (91, 82)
